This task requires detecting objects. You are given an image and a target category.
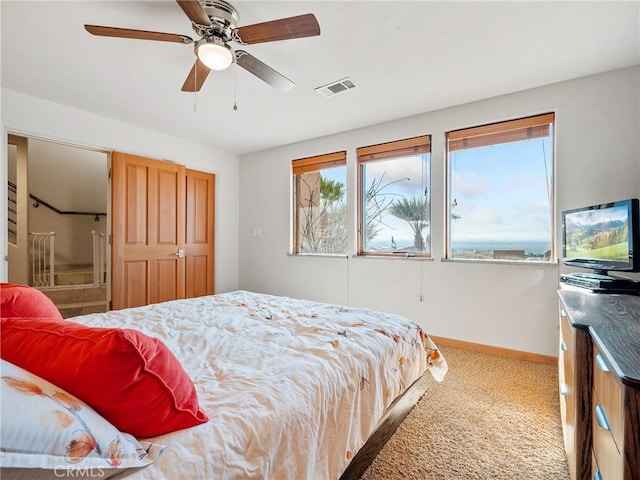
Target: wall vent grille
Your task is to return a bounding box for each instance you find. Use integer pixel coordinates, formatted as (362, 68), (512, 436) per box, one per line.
(315, 77), (357, 97)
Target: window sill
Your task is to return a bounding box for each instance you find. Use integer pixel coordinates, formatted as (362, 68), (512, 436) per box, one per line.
(441, 257), (558, 267)
(286, 253), (434, 261)
(287, 253), (348, 259)
(353, 254), (433, 261)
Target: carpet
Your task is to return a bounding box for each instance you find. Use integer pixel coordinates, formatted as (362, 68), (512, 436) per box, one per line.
(360, 345), (570, 480)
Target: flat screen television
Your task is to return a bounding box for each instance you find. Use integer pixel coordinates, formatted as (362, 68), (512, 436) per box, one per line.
(562, 198), (640, 277)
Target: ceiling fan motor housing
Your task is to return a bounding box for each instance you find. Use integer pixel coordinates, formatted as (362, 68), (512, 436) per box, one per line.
(190, 0), (239, 68)
(193, 0), (239, 41)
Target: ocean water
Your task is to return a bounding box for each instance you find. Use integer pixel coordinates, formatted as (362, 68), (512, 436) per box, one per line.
(368, 237), (551, 256)
(451, 239), (551, 255)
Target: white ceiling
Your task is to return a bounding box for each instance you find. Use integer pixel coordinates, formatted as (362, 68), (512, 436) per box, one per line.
(2, 1), (639, 156)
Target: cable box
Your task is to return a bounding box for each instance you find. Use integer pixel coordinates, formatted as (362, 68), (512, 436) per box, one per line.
(560, 273), (640, 294)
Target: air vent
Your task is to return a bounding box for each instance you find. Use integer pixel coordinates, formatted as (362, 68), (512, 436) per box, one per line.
(315, 77), (357, 97)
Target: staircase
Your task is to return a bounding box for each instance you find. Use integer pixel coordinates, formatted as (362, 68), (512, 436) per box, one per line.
(38, 264), (107, 318)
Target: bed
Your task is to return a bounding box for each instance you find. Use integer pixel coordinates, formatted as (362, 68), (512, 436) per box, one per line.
(1, 288), (447, 480)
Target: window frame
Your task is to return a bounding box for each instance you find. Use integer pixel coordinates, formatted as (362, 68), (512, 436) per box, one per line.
(291, 150), (347, 255)
(356, 135), (432, 257)
(445, 112), (556, 263)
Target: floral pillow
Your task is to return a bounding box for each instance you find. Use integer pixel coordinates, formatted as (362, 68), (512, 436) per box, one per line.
(0, 359), (164, 479)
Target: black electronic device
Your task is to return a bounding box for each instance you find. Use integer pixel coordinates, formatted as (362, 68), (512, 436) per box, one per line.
(560, 198), (640, 294)
(560, 272), (639, 294)
(562, 198), (640, 274)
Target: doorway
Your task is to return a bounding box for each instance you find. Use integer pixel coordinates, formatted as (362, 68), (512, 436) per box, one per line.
(6, 134), (109, 317)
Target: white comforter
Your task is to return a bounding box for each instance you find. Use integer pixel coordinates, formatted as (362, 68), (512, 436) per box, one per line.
(73, 291), (447, 480)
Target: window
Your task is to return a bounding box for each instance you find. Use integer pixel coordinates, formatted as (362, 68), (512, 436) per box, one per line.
(357, 136), (431, 256)
(292, 151), (347, 255)
(446, 113), (555, 262)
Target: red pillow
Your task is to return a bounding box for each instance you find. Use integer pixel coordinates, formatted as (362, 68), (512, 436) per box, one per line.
(1, 283), (63, 320)
(0, 317), (208, 437)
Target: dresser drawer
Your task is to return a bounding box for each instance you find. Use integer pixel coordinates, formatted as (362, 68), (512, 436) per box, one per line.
(592, 345), (623, 448)
(558, 309), (576, 474)
(592, 398), (623, 479)
(559, 309), (575, 402)
(592, 344), (624, 480)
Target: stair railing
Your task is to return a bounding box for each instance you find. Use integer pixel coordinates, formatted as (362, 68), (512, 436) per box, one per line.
(8, 180), (17, 245)
(91, 230), (107, 285)
(30, 192), (106, 222)
(30, 232), (55, 287)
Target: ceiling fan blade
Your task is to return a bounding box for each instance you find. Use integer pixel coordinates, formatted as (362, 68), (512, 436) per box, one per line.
(176, 0), (212, 27)
(181, 59), (211, 92)
(84, 25), (193, 44)
(235, 50), (294, 92)
(232, 13), (320, 45)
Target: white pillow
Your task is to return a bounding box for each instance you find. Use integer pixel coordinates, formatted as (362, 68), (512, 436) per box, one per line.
(0, 359), (164, 479)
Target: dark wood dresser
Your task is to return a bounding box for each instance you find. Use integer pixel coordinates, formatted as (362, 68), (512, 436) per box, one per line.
(558, 288), (640, 480)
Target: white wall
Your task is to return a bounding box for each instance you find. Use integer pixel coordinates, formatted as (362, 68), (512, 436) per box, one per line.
(1, 88), (240, 293)
(239, 66), (640, 357)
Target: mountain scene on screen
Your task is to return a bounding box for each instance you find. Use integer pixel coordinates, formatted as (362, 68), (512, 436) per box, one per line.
(565, 215), (629, 261)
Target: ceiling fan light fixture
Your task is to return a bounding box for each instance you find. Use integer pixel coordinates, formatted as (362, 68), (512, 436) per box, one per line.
(196, 38), (233, 70)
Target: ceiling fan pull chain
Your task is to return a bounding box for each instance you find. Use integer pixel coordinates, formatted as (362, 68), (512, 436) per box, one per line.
(233, 64), (238, 111)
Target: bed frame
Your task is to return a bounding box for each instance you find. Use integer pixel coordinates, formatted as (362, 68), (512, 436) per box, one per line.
(339, 375), (431, 479)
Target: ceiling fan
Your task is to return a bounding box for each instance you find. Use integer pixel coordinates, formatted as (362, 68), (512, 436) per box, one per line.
(85, 0), (320, 93)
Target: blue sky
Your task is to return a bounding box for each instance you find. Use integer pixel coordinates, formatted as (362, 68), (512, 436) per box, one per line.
(565, 205), (627, 227)
(450, 138), (553, 242)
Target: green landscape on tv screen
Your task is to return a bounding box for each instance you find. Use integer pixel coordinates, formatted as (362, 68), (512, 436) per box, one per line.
(565, 241), (627, 261)
(565, 206), (629, 261)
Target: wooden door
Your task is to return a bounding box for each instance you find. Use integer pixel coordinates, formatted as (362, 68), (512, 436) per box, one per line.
(185, 169), (215, 298)
(111, 152), (186, 310)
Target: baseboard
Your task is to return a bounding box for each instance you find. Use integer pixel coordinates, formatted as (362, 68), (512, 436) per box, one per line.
(429, 335), (557, 365)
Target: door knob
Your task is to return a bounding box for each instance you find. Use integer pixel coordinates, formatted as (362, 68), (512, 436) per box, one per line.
(176, 249), (184, 258)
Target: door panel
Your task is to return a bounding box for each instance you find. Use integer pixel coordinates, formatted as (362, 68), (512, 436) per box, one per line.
(125, 165), (147, 245)
(123, 261), (147, 308)
(153, 259), (179, 304)
(157, 169), (179, 244)
(186, 256), (209, 298)
(112, 152), (186, 310)
(185, 169), (215, 298)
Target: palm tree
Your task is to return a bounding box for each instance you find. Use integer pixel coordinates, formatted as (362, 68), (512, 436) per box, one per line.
(389, 196), (430, 251)
(319, 177), (344, 208)
(318, 177), (346, 252)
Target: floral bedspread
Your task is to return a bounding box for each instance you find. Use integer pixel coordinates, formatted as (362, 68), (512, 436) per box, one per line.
(73, 290), (447, 480)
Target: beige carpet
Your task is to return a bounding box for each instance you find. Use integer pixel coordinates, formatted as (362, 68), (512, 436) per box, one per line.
(361, 345), (570, 480)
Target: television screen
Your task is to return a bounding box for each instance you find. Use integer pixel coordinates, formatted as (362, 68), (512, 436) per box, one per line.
(562, 198), (639, 274)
